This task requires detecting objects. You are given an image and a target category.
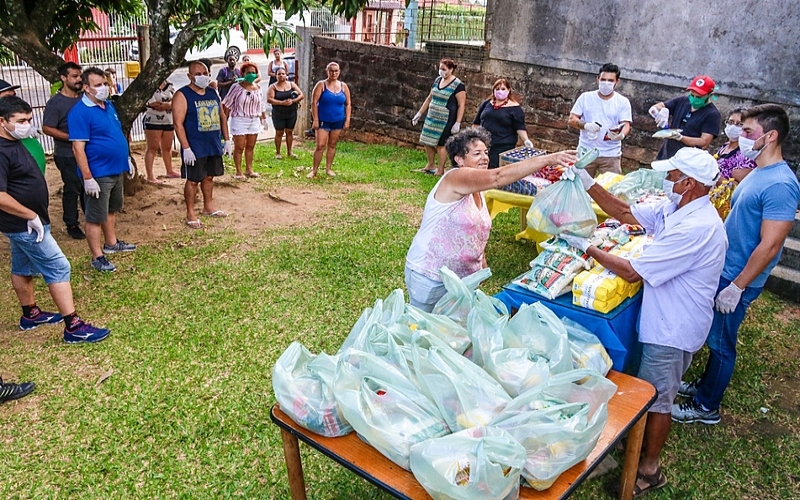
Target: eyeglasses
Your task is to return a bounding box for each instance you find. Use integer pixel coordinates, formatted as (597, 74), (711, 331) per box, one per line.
(725, 119), (744, 127)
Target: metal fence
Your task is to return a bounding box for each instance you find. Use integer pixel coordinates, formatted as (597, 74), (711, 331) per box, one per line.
(418, 0), (485, 43)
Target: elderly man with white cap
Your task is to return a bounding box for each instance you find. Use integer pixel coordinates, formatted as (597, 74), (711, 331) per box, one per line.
(563, 147), (728, 497)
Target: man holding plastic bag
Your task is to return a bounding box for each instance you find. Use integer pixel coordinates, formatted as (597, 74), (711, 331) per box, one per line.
(562, 148), (727, 497)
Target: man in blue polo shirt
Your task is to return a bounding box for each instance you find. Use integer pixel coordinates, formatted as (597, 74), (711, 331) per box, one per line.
(673, 104), (800, 425)
(69, 67), (136, 273)
(649, 75), (721, 160)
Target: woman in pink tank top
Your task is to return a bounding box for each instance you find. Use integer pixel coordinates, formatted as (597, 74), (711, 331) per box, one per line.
(404, 128), (578, 311)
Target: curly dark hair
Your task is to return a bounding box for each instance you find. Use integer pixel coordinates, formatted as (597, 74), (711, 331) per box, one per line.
(445, 127), (492, 168)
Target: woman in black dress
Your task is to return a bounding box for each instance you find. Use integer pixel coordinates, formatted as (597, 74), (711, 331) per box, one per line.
(472, 78), (533, 169)
(267, 67), (304, 159)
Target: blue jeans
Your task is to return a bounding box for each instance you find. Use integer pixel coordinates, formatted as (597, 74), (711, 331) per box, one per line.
(4, 225), (71, 284)
(695, 277), (763, 411)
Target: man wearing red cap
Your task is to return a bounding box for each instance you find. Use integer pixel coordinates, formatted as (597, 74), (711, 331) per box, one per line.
(649, 75), (721, 160)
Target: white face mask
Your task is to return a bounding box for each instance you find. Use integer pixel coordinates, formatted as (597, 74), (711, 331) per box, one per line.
(193, 75), (211, 89)
(738, 134), (766, 161)
(92, 85), (109, 101)
(4, 122), (31, 140)
(438, 69), (447, 78)
(662, 176), (687, 205)
(598, 81), (615, 96)
(724, 124), (743, 141)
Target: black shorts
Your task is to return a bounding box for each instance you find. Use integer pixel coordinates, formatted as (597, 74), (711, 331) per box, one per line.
(144, 123), (174, 131)
(182, 155), (224, 182)
(272, 113), (297, 130)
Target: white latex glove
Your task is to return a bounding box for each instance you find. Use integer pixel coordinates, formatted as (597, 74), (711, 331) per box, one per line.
(561, 234), (590, 252)
(668, 130), (684, 141)
(715, 282), (743, 314)
(575, 167), (596, 190)
(260, 118), (268, 129)
(561, 168), (575, 181)
(583, 122), (601, 133)
(182, 148), (197, 166)
(412, 112), (422, 126)
(27, 215), (44, 243)
(83, 178), (101, 198)
(127, 157), (135, 179)
(222, 141), (233, 156)
(606, 130), (625, 141)
(451, 122), (461, 134)
(650, 106), (670, 128)
(523, 139), (534, 149)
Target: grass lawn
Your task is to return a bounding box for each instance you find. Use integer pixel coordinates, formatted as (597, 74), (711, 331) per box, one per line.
(1, 140), (799, 499)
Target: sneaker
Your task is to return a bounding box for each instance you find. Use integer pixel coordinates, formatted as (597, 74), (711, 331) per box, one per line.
(102, 240), (137, 254)
(19, 309), (63, 331)
(672, 400), (721, 425)
(678, 378), (701, 398)
(67, 224), (86, 240)
(0, 378), (35, 403)
(91, 256), (117, 273)
(63, 319), (111, 344)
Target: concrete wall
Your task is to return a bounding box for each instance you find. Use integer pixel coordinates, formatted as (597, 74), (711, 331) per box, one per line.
(489, 0), (800, 106)
(307, 33), (800, 168)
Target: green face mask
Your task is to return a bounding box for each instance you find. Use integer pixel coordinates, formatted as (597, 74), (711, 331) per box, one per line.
(243, 73), (258, 84)
(688, 94), (709, 109)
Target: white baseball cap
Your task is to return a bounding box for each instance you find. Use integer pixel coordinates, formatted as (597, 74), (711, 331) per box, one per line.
(651, 147), (720, 186)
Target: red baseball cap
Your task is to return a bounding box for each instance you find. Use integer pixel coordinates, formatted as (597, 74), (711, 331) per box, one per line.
(686, 75), (715, 96)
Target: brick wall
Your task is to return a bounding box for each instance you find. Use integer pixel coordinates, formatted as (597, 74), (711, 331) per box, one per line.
(311, 36), (799, 171)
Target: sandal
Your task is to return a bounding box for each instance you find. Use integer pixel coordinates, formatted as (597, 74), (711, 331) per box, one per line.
(165, 172), (181, 178)
(147, 178), (164, 185)
(306, 171), (317, 179)
(288, 153), (298, 159)
(233, 174), (247, 181)
(185, 219), (203, 229)
(632, 468), (667, 498)
(246, 171), (261, 178)
(326, 170), (337, 177)
(423, 169), (436, 175)
(201, 210), (227, 218)
(275, 154), (283, 160)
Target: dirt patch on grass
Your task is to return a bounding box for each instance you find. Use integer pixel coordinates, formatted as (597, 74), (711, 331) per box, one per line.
(775, 303), (800, 327)
(768, 375), (800, 415)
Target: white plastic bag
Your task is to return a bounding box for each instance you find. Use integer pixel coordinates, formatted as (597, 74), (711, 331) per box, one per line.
(527, 176), (597, 237)
(339, 289), (406, 354)
(562, 317), (613, 376)
(272, 342), (352, 437)
(410, 426), (526, 500)
(504, 303), (573, 375)
(334, 349), (448, 470)
(400, 305), (472, 354)
(432, 267), (501, 327)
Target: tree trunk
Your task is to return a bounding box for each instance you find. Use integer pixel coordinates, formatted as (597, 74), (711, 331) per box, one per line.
(0, 29), (65, 82)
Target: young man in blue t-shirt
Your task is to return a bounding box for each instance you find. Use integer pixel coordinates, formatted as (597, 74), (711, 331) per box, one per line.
(673, 104), (800, 425)
(69, 67), (137, 273)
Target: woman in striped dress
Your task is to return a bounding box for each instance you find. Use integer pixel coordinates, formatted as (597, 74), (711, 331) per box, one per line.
(222, 62), (267, 180)
(413, 59), (466, 176)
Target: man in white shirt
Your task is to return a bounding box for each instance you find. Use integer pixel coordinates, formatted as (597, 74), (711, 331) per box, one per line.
(568, 63), (632, 177)
(562, 148), (727, 497)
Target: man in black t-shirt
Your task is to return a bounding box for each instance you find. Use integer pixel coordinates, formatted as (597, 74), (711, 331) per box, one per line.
(0, 96), (110, 343)
(42, 62), (86, 240)
(649, 75), (721, 160)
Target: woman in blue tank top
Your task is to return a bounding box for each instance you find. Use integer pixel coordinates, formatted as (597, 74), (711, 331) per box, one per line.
(309, 61), (351, 179)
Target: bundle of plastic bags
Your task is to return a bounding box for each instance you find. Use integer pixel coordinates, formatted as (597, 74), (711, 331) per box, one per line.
(338, 289), (406, 354)
(432, 267), (497, 327)
(608, 168), (665, 204)
(413, 343), (511, 432)
(272, 342), (353, 437)
(334, 349), (449, 470)
(491, 369), (618, 490)
(527, 175), (597, 237)
(410, 426), (526, 500)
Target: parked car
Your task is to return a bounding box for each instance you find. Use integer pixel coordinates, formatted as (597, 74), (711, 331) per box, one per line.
(128, 28), (248, 62)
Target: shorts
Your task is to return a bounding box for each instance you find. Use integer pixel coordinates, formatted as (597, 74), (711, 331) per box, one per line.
(637, 343), (693, 414)
(182, 155), (224, 183)
(272, 113), (297, 130)
(4, 226), (71, 284)
(404, 265), (446, 313)
(319, 120), (344, 131)
(229, 116), (262, 136)
(85, 173), (124, 224)
(144, 123), (174, 131)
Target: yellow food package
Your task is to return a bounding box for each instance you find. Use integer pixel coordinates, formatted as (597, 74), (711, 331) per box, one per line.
(572, 291), (624, 314)
(594, 172), (625, 190)
(573, 270), (624, 302)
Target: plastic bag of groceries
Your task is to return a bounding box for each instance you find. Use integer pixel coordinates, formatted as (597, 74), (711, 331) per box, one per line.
(608, 168), (665, 203)
(465, 295), (548, 398)
(410, 426), (526, 500)
(562, 317), (613, 376)
(504, 303), (573, 374)
(339, 289), (406, 354)
(412, 343), (511, 432)
(334, 349), (449, 470)
(272, 342), (352, 437)
(400, 304), (472, 354)
(491, 369), (618, 490)
(432, 267), (501, 327)
(527, 175), (597, 237)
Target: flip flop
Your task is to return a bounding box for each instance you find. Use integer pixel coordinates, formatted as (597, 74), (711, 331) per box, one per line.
(246, 172), (261, 178)
(326, 170), (337, 177)
(306, 171), (317, 179)
(275, 154), (283, 159)
(185, 219), (203, 229)
(165, 172), (181, 178)
(201, 210), (227, 218)
(288, 153), (298, 159)
(423, 169), (437, 175)
(233, 174), (247, 181)
(147, 179), (164, 185)
(632, 468), (667, 498)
